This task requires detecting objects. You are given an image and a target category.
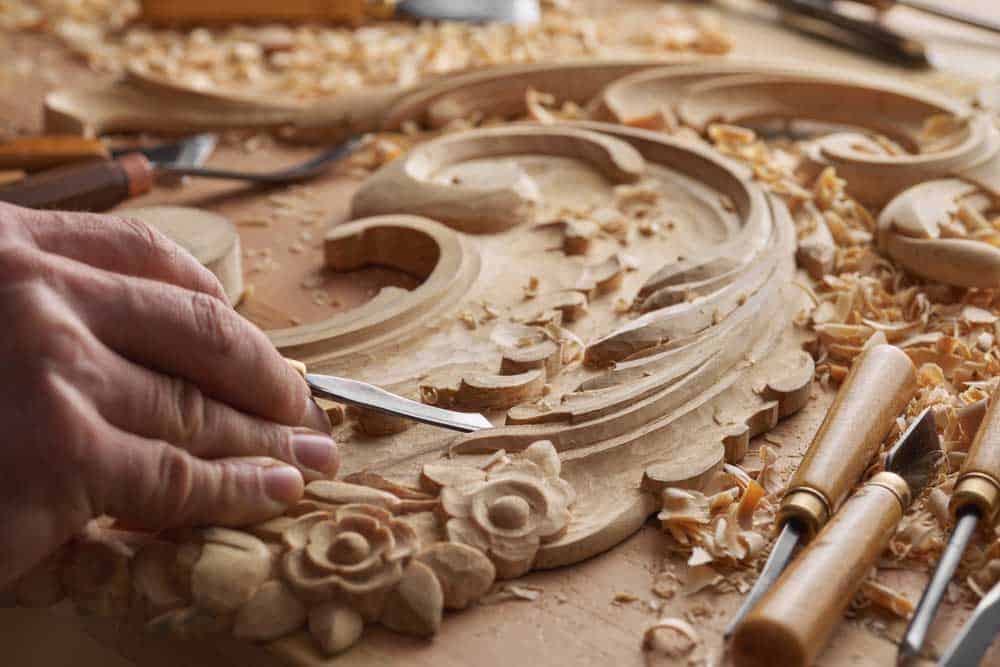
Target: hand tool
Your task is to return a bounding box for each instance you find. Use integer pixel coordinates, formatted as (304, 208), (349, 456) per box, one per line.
(0, 134), (362, 212)
(766, 0), (928, 67)
(305, 373), (492, 433)
(857, 0), (1000, 36)
(939, 580), (1000, 667)
(731, 407), (940, 667)
(0, 134), (216, 212)
(901, 387), (1000, 662)
(0, 135), (108, 172)
(139, 0), (541, 25)
(723, 343), (917, 638)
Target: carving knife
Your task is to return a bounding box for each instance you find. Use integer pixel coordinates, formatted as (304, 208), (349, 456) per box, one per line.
(305, 373), (493, 433)
(731, 407), (940, 667)
(0, 133), (218, 212)
(901, 388), (1000, 663)
(939, 580), (1000, 667)
(723, 343), (917, 638)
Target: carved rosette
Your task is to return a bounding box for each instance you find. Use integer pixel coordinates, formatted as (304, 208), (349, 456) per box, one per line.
(281, 505), (416, 612)
(432, 441), (574, 578)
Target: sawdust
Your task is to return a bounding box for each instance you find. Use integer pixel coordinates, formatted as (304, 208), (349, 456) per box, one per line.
(0, 1), (730, 100)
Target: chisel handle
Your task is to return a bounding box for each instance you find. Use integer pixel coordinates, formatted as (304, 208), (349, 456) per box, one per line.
(733, 473), (907, 667)
(0, 136), (108, 172)
(140, 0), (367, 24)
(0, 154), (154, 212)
(954, 387), (1000, 522)
(779, 344), (915, 537)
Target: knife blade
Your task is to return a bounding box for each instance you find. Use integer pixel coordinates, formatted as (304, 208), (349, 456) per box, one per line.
(305, 373), (493, 433)
(939, 582), (1000, 667)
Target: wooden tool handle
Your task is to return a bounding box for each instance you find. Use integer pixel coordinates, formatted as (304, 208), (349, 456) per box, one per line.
(780, 344), (915, 536)
(0, 154), (154, 212)
(954, 386), (1000, 521)
(733, 474), (906, 667)
(0, 136), (108, 172)
(140, 0), (366, 24)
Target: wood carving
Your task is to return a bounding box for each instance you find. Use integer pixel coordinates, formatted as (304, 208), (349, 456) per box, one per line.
(65, 60), (1000, 666)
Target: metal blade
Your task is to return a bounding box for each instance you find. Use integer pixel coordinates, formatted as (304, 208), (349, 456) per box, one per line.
(939, 580), (1000, 667)
(899, 510), (979, 663)
(305, 373), (493, 433)
(110, 133), (217, 166)
(724, 520), (804, 639)
(398, 0), (541, 24)
(885, 408), (940, 496)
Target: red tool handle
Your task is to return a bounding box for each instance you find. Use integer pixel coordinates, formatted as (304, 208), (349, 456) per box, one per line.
(0, 153), (154, 212)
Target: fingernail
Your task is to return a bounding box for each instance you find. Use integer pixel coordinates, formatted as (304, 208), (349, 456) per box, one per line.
(304, 397), (333, 434)
(262, 466), (304, 504)
(291, 429), (339, 476)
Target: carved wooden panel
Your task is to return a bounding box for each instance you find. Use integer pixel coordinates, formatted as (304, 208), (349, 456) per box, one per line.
(18, 59), (1000, 665)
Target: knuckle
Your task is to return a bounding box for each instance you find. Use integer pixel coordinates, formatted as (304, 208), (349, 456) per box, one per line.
(150, 445), (196, 525)
(0, 243), (44, 283)
(166, 379), (207, 443)
(189, 291), (240, 358)
(119, 216), (182, 266)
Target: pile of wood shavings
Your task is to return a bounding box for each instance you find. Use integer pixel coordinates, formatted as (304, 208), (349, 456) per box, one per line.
(700, 117), (1000, 617)
(0, 1), (730, 100)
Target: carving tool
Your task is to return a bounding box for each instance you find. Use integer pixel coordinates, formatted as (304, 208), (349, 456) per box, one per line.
(857, 0), (1000, 36)
(0, 135), (109, 172)
(0, 134), (217, 212)
(305, 373), (493, 433)
(0, 134), (362, 212)
(939, 580), (1000, 666)
(732, 407), (940, 667)
(901, 388), (1000, 662)
(765, 0), (928, 67)
(724, 343), (917, 638)
(139, 0), (541, 25)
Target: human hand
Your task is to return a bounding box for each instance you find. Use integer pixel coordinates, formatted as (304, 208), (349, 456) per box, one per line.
(0, 203), (339, 588)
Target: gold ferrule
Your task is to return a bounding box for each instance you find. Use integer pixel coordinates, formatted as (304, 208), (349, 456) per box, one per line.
(778, 488), (830, 540)
(952, 473), (1000, 523)
(867, 472), (911, 510)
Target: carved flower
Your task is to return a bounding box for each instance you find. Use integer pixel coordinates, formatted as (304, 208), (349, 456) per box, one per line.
(436, 441), (574, 579)
(281, 504), (419, 605)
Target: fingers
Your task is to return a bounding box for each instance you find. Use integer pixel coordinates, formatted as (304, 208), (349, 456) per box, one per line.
(43, 250), (329, 432)
(91, 423), (306, 529)
(2, 202), (228, 303)
(90, 346), (339, 480)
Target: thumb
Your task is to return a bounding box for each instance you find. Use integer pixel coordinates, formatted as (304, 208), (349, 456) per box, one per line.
(93, 431), (304, 529)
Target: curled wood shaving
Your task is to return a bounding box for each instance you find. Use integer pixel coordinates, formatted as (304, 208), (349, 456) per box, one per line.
(642, 617), (701, 657)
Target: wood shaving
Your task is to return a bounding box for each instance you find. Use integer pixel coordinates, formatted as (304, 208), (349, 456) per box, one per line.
(642, 617), (700, 657)
(7, 2), (729, 100)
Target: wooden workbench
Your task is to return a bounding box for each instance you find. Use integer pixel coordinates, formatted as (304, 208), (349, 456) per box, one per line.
(2, 1), (999, 665)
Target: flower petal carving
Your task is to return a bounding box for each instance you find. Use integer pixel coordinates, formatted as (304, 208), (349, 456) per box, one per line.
(281, 506), (419, 604)
(431, 440), (574, 579)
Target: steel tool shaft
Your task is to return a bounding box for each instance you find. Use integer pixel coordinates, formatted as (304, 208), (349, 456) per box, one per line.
(724, 344), (916, 638)
(732, 408), (939, 667)
(902, 388), (1000, 663)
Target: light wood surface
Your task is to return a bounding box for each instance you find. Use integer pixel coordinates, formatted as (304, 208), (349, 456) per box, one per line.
(3, 1), (1000, 666)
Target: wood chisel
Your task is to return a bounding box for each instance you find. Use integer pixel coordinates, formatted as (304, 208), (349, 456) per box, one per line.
(723, 343), (917, 638)
(0, 135), (109, 172)
(899, 386), (1000, 664)
(731, 407), (940, 667)
(0, 134), (217, 212)
(305, 373), (492, 433)
(139, 0), (541, 25)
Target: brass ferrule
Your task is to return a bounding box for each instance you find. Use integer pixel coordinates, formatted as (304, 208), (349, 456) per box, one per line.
(778, 487), (830, 540)
(952, 473), (1000, 523)
(867, 472), (911, 510)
